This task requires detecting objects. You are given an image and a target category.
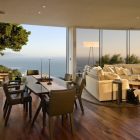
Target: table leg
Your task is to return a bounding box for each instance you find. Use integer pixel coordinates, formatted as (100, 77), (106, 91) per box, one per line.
(31, 101), (42, 126)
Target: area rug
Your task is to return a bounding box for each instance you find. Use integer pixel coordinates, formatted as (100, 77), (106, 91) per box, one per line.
(82, 89), (140, 108)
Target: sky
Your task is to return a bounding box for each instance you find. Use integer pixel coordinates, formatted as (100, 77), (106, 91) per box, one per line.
(2, 25), (140, 59)
(3, 24), (66, 58)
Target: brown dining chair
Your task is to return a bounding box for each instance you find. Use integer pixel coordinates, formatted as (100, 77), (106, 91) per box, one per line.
(27, 70), (39, 75)
(71, 76), (86, 114)
(41, 88), (76, 140)
(3, 83), (32, 126)
(59, 73), (72, 81)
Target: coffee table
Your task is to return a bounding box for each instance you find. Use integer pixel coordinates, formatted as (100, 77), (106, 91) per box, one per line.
(129, 80), (140, 89)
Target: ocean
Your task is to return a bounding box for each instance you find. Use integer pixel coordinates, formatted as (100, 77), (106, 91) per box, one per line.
(0, 57), (66, 77)
(0, 56), (96, 77)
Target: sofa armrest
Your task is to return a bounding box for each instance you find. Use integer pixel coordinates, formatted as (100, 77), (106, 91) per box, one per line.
(98, 80), (113, 84)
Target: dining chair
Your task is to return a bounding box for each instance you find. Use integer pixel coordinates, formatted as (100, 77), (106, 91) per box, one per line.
(26, 70), (39, 75)
(59, 73), (72, 81)
(41, 88), (76, 140)
(71, 76), (86, 114)
(3, 82), (32, 126)
(3, 75), (22, 111)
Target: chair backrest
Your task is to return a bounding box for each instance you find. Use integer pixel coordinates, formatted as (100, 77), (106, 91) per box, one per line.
(27, 70), (39, 75)
(47, 88), (76, 116)
(3, 83), (12, 101)
(75, 77), (86, 97)
(65, 73), (72, 81)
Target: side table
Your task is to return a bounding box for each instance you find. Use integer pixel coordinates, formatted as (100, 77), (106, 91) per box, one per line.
(112, 79), (122, 104)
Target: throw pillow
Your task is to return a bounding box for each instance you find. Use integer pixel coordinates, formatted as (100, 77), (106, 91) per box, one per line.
(114, 67), (125, 75)
(98, 69), (105, 80)
(132, 67), (140, 74)
(122, 68), (131, 75)
(107, 67), (115, 73)
(104, 72), (120, 80)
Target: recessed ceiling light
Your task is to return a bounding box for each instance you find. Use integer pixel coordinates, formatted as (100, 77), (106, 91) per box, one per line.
(42, 5), (46, 8)
(0, 10), (5, 14)
(38, 11), (41, 14)
(136, 16), (140, 20)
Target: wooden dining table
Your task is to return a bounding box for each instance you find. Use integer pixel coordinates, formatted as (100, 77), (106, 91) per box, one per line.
(25, 75), (70, 126)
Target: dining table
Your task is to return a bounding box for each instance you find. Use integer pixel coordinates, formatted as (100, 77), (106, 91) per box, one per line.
(25, 75), (71, 126)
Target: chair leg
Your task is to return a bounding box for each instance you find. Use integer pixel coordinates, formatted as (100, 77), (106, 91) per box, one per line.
(78, 97), (84, 114)
(3, 99), (7, 110)
(42, 110), (46, 129)
(74, 100), (77, 109)
(25, 102), (28, 113)
(69, 113), (74, 135)
(29, 101), (32, 119)
(5, 105), (12, 126)
(3, 103), (9, 118)
(23, 103), (26, 110)
(49, 117), (54, 140)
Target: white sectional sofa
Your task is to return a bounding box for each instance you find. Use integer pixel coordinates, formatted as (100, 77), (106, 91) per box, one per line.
(84, 65), (129, 101)
(104, 64), (140, 81)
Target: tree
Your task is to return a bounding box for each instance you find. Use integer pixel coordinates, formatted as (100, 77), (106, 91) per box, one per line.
(0, 23), (30, 55)
(110, 54), (124, 64)
(101, 54), (110, 67)
(101, 54), (124, 67)
(127, 54), (140, 64)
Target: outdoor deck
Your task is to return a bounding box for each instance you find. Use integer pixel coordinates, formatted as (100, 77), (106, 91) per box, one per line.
(0, 87), (140, 140)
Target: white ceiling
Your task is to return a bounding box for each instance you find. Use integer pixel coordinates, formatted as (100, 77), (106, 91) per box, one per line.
(1, 0), (140, 29)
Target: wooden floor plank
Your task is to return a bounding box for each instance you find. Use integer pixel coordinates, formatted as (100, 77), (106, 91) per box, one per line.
(0, 87), (140, 140)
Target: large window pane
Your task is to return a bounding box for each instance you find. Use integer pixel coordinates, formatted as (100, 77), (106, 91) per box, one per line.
(102, 30), (126, 65)
(0, 25), (66, 77)
(130, 30), (140, 63)
(76, 28), (99, 72)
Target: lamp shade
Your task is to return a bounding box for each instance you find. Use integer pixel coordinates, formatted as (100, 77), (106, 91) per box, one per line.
(83, 41), (99, 48)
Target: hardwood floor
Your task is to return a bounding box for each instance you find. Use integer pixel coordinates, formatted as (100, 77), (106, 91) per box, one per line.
(0, 87), (140, 140)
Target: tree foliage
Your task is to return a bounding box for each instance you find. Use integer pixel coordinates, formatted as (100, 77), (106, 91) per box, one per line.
(0, 65), (21, 77)
(109, 54), (124, 64)
(0, 23), (30, 55)
(101, 53), (140, 67)
(127, 54), (140, 64)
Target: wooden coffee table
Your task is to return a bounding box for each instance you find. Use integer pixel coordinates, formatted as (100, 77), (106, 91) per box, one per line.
(129, 80), (140, 89)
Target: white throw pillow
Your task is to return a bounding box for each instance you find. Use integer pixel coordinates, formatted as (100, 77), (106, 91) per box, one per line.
(114, 67), (125, 75)
(104, 72), (120, 80)
(107, 67), (115, 73)
(98, 69), (105, 80)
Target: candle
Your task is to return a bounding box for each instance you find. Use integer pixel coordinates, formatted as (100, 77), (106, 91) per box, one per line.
(49, 59), (50, 79)
(41, 59), (42, 79)
(47, 59), (52, 85)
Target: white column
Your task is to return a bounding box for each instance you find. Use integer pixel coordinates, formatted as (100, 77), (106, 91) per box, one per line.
(66, 27), (76, 78)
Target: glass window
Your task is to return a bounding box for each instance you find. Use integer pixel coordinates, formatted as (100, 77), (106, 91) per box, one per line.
(130, 30), (140, 64)
(102, 30), (126, 65)
(76, 28), (99, 72)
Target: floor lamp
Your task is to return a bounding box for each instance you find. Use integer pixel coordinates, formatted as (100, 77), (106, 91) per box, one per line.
(83, 41), (99, 66)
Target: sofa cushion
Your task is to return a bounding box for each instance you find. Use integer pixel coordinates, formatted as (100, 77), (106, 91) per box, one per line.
(90, 66), (102, 76)
(104, 72), (120, 80)
(83, 65), (91, 72)
(98, 69), (105, 80)
(121, 68), (131, 76)
(132, 67), (140, 74)
(114, 67), (125, 75)
(103, 66), (115, 73)
(98, 70), (120, 80)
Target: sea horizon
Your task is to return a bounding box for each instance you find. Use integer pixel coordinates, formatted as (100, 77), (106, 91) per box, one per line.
(0, 56), (99, 77)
